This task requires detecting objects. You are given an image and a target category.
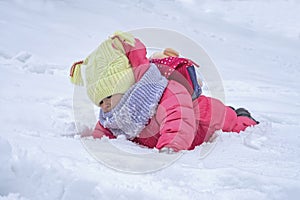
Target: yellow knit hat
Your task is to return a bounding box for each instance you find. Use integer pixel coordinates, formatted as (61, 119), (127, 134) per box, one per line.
(70, 32), (136, 106)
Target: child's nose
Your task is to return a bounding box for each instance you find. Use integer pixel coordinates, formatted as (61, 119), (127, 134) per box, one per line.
(103, 98), (111, 105)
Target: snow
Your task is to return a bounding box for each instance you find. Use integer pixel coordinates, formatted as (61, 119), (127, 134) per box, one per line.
(1, 0), (300, 199)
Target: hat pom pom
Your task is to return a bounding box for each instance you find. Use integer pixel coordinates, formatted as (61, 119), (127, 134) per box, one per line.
(112, 31), (135, 46)
(110, 31), (136, 54)
(70, 61), (84, 86)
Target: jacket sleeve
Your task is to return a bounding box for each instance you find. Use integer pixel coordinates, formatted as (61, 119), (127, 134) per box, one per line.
(155, 81), (196, 151)
(92, 121), (116, 139)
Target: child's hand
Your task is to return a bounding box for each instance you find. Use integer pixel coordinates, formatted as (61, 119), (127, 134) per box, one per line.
(159, 147), (176, 154)
(80, 127), (93, 138)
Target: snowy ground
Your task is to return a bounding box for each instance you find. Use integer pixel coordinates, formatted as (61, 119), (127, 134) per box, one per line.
(1, 0), (300, 199)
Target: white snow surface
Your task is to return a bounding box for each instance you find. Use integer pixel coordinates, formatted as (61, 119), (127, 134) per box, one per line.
(1, 0), (300, 199)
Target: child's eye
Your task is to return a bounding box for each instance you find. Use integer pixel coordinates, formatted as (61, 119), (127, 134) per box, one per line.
(99, 96), (112, 105)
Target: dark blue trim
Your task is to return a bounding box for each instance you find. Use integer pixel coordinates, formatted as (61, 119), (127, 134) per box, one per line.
(187, 66), (202, 100)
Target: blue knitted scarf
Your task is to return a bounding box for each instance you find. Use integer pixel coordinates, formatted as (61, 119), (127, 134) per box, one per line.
(99, 64), (168, 139)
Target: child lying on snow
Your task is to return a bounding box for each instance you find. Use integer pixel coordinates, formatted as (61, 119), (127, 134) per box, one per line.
(70, 31), (259, 153)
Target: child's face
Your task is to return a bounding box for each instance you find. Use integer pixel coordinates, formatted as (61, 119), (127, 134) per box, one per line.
(99, 94), (123, 113)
